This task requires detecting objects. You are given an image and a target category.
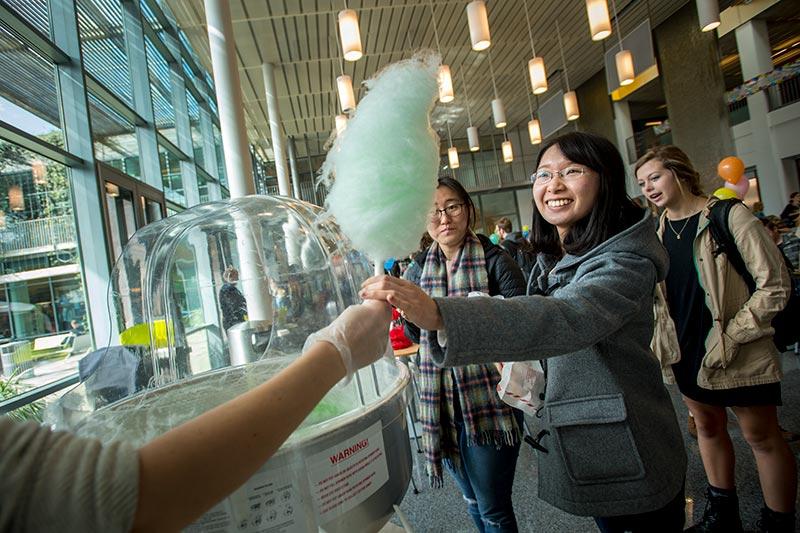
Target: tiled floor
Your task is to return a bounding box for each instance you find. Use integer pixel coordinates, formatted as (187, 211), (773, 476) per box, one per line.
(390, 351), (800, 532)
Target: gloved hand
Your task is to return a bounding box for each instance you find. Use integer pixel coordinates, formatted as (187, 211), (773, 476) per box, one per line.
(303, 300), (392, 382)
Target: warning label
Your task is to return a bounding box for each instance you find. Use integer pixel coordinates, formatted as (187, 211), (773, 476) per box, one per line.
(306, 421), (389, 521)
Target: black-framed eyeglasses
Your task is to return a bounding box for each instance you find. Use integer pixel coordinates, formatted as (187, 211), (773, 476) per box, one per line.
(529, 167), (588, 185)
(429, 203), (464, 221)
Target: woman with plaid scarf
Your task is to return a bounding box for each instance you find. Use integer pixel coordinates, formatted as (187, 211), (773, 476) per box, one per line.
(400, 176), (527, 532)
(362, 133), (687, 532)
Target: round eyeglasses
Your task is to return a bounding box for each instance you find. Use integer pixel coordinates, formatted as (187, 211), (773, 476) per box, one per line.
(429, 203), (464, 221)
(530, 167), (588, 185)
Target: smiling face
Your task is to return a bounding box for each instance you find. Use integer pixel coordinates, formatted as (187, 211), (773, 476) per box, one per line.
(533, 144), (600, 239)
(427, 185), (469, 249)
(636, 158), (683, 209)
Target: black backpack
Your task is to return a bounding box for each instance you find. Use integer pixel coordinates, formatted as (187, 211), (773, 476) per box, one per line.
(707, 199), (799, 351)
(502, 238), (536, 278)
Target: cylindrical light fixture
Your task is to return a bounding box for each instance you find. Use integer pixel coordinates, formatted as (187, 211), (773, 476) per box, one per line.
(467, 126), (480, 151)
(438, 65), (454, 103)
(528, 57), (548, 95)
(564, 90), (580, 121)
(586, 0), (612, 41)
(466, 1), (491, 51)
(0, 211), (5, 230)
(31, 160), (46, 185)
(336, 75), (356, 112)
(335, 114), (348, 135)
(696, 0), (720, 32)
(528, 119), (542, 145)
(8, 185), (24, 212)
(491, 98), (506, 128)
(338, 9), (363, 61)
(501, 140), (513, 163)
(615, 49), (635, 86)
(448, 146), (460, 169)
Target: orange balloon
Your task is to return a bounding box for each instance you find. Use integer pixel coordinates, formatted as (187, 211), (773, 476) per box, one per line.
(718, 156), (745, 184)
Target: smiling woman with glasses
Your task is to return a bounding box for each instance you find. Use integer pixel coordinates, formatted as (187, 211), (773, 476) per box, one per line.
(388, 176), (527, 532)
(362, 132), (689, 533)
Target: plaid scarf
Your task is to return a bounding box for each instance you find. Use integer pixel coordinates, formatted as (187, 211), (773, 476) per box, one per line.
(418, 232), (521, 486)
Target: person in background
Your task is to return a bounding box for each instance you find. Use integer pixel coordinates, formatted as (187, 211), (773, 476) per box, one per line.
(751, 201), (765, 219)
(762, 216), (800, 273)
(779, 192), (799, 228)
(495, 217), (535, 279)
(364, 132), (688, 532)
(1, 300), (391, 533)
(401, 176), (527, 532)
(636, 145), (795, 533)
(219, 266), (247, 331)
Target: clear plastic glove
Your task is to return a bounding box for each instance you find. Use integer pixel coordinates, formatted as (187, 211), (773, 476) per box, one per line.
(302, 300), (392, 382)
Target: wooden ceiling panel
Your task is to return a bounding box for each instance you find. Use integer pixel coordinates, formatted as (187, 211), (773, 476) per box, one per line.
(166, 0), (696, 158)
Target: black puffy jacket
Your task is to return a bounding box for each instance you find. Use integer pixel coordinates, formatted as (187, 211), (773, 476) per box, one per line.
(403, 233), (526, 343)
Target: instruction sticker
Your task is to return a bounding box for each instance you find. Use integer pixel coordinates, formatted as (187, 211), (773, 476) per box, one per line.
(306, 420), (389, 521)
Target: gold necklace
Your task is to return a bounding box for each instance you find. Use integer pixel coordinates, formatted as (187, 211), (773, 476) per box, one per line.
(667, 217), (692, 240)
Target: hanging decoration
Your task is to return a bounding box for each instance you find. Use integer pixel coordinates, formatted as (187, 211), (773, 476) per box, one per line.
(725, 59), (800, 104)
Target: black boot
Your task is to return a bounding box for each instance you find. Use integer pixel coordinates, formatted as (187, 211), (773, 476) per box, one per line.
(756, 506), (796, 533)
(685, 486), (743, 532)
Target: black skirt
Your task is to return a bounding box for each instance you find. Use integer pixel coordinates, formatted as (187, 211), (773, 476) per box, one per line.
(663, 214), (781, 407)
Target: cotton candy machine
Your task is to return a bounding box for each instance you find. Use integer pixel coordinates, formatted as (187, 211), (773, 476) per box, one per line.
(46, 196), (412, 532)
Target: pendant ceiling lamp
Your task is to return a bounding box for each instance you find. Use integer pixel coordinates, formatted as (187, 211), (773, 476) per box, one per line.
(462, 72), (480, 152)
(337, 6), (362, 61)
(524, 66), (542, 145)
(611, 0), (635, 87)
(446, 121), (459, 169)
(335, 114), (348, 135)
(585, 0), (612, 41)
(523, 0), (547, 95)
(429, 1), (454, 103)
(488, 53), (506, 128)
(466, 1), (491, 51)
(556, 21), (580, 121)
(333, 13), (357, 113)
(501, 138), (513, 163)
(696, 0), (720, 32)
(8, 184), (24, 212)
(336, 75), (356, 112)
(31, 160), (46, 185)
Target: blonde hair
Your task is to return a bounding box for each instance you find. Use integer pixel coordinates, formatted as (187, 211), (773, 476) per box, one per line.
(635, 145), (704, 197)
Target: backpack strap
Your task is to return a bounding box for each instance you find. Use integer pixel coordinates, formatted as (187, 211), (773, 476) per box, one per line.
(707, 199), (756, 294)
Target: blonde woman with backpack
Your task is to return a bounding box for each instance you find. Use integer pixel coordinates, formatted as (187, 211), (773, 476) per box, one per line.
(636, 145), (795, 533)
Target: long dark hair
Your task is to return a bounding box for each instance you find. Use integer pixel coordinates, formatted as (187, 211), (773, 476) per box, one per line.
(436, 176), (477, 230)
(531, 132), (641, 256)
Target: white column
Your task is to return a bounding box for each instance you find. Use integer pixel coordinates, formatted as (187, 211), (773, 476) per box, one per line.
(204, 0), (255, 198)
(735, 20), (790, 214)
(261, 63), (291, 196)
(287, 136), (302, 200)
(613, 100), (638, 197)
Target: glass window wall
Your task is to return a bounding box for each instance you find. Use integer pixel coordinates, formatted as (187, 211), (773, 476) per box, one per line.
(88, 92), (141, 178)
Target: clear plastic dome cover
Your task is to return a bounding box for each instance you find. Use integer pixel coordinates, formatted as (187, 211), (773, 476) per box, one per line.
(48, 196), (401, 447)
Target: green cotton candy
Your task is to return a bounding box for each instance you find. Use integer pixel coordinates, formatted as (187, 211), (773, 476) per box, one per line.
(320, 53), (440, 262)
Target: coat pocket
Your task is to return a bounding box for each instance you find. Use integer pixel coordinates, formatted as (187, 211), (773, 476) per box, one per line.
(546, 394), (645, 486)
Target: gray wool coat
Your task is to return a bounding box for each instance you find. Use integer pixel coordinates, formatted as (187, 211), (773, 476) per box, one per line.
(428, 212), (687, 518)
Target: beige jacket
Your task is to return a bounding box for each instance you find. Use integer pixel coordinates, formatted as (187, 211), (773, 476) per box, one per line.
(652, 198), (791, 390)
